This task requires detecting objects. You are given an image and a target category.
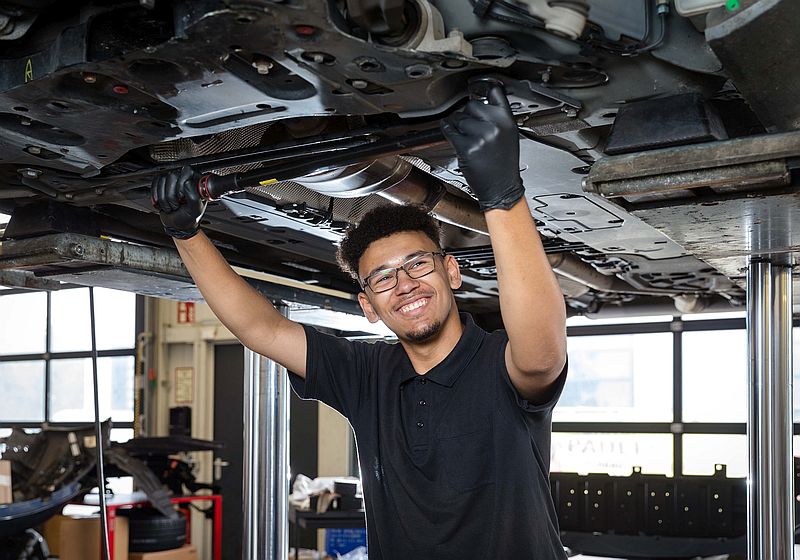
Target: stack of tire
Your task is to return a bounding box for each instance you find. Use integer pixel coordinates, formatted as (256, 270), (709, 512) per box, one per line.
(118, 508), (186, 553)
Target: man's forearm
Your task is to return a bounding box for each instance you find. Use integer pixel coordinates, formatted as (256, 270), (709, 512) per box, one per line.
(174, 232), (296, 358)
(484, 198), (566, 375)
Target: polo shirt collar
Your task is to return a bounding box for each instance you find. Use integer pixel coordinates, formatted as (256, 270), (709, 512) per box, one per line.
(398, 313), (485, 387)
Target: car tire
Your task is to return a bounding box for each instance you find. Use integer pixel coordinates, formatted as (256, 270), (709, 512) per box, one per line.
(118, 508), (186, 552)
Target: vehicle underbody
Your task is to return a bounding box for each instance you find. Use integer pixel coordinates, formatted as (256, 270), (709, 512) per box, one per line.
(1, 0), (798, 325)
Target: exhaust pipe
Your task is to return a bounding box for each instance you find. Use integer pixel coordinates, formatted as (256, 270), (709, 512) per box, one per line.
(294, 157), (489, 234)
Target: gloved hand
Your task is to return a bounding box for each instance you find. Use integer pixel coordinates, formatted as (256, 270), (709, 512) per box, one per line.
(440, 83), (525, 211)
(150, 165), (207, 239)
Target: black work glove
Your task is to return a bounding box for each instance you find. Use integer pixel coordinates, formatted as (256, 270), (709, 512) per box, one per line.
(440, 84), (525, 211)
(150, 165), (207, 239)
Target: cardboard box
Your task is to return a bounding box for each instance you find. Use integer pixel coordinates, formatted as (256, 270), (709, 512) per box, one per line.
(129, 544), (197, 560)
(0, 460), (12, 504)
(42, 514), (129, 560)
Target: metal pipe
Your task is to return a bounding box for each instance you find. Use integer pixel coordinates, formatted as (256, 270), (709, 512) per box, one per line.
(274, 328), (291, 559)
(242, 305), (291, 560)
(546, 253), (685, 297)
(746, 260), (793, 560)
(88, 286), (111, 560)
(378, 168), (490, 235)
(242, 349), (264, 559)
(293, 155), (491, 234)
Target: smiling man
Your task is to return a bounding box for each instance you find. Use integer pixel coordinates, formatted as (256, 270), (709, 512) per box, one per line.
(151, 84), (568, 559)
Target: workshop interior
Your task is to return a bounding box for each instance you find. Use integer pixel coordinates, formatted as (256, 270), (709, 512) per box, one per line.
(1, 0), (799, 558)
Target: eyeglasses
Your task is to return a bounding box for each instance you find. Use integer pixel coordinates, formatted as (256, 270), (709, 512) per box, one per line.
(361, 251), (446, 293)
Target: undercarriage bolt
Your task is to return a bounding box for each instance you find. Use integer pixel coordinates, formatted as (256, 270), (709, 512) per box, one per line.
(20, 168), (41, 178)
(83, 73), (97, 84)
(351, 79), (368, 89)
(28, 146), (41, 154)
(252, 57), (273, 75)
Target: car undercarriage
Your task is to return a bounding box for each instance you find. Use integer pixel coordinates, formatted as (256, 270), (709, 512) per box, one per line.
(1, 0), (798, 324)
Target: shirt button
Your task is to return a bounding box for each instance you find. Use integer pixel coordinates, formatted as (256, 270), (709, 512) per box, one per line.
(419, 400), (426, 406)
(419, 378), (427, 385)
(416, 422), (424, 428)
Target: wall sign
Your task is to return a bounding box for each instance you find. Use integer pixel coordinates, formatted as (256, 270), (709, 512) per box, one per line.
(174, 367), (194, 404)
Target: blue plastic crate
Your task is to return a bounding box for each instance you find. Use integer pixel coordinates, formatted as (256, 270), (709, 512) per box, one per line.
(325, 528), (367, 556)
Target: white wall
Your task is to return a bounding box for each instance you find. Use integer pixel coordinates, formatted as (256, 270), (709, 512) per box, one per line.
(153, 298), (236, 560)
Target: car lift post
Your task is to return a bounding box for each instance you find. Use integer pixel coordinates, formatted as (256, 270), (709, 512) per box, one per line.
(747, 260), (794, 560)
(243, 304), (291, 560)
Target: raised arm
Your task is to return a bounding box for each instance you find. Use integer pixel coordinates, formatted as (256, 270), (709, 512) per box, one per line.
(152, 167), (308, 377)
(441, 84), (566, 402)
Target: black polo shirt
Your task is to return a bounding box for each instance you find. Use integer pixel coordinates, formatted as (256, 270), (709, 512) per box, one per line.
(290, 313), (567, 560)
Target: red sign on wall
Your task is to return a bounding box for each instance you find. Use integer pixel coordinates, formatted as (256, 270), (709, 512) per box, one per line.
(177, 301), (196, 324)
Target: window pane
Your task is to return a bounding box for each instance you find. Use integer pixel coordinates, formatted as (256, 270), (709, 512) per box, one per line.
(50, 288), (136, 352)
(94, 289), (136, 350)
(683, 330), (746, 422)
(50, 288), (91, 352)
(0, 361), (45, 421)
(0, 292), (47, 355)
(49, 356), (134, 422)
(683, 434), (746, 478)
(555, 333), (673, 422)
(551, 433), (673, 476)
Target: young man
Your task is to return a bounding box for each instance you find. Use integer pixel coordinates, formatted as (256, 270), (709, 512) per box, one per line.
(151, 84), (567, 559)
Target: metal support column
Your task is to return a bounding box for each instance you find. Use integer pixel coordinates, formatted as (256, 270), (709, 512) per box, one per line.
(747, 261), (793, 560)
(243, 304), (291, 560)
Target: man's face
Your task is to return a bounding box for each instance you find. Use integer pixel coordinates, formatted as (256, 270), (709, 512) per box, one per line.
(356, 231), (462, 343)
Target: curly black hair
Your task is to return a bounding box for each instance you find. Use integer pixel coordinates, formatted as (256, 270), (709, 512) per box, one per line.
(336, 204), (442, 282)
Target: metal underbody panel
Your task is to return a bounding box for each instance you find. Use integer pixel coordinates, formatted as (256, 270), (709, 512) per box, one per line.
(0, 0), (796, 317)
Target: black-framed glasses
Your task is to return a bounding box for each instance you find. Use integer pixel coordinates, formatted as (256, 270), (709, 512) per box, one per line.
(361, 251), (446, 293)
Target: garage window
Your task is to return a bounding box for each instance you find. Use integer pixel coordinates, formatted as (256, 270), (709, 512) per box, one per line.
(556, 312), (779, 477)
(0, 287), (140, 439)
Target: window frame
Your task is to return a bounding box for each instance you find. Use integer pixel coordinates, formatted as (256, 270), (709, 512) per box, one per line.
(559, 314), (782, 476)
(0, 287), (142, 430)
